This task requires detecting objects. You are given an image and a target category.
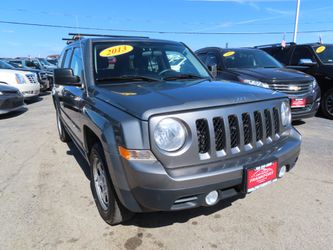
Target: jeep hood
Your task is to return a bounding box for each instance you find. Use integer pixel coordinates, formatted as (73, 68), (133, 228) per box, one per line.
(228, 67), (313, 82)
(95, 80), (285, 120)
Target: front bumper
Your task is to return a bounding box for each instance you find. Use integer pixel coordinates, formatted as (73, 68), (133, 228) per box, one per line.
(16, 84), (40, 99)
(118, 128), (301, 212)
(288, 88), (321, 120)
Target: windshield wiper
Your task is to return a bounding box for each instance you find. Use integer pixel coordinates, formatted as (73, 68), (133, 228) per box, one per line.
(96, 75), (161, 82)
(162, 74), (208, 81)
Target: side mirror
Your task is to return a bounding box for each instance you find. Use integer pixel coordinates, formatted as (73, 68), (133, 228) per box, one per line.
(298, 58), (317, 66)
(207, 63), (218, 78)
(54, 68), (81, 86)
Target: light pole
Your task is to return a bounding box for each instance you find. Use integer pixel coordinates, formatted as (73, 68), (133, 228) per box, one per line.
(293, 0), (301, 43)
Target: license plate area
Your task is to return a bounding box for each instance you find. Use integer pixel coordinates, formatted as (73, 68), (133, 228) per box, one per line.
(291, 98), (306, 108)
(246, 161), (278, 193)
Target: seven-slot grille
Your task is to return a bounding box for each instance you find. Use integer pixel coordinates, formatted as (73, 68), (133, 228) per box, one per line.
(195, 107), (281, 156)
(270, 81), (312, 95)
(26, 74), (38, 84)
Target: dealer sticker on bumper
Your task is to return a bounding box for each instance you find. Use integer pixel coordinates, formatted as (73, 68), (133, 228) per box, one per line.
(291, 98), (306, 108)
(247, 161), (278, 193)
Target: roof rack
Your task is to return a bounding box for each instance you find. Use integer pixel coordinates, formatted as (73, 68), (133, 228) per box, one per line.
(254, 42), (296, 49)
(62, 33), (149, 44)
(68, 33), (149, 39)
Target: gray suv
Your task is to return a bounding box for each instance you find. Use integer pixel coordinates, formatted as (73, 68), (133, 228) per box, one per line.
(53, 34), (301, 225)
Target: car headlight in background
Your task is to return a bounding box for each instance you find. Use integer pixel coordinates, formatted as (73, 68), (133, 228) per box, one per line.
(0, 91), (3, 95)
(15, 74), (26, 84)
(154, 118), (186, 152)
(241, 79), (269, 89)
(312, 79), (318, 89)
(281, 101), (291, 127)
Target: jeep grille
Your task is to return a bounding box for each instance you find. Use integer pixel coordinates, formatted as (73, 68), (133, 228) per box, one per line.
(195, 106), (281, 156)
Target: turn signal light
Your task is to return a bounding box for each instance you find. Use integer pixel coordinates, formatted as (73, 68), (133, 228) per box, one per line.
(118, 146), (156, 161)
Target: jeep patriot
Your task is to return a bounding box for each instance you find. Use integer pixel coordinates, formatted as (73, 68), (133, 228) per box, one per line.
(53, 33), (301, 225)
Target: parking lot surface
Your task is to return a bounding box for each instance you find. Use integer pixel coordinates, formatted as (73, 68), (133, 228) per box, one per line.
(0, 94), (332, 250)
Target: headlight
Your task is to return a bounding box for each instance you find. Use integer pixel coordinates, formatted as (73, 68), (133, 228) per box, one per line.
(241, 79), (269, 88)
(0, 91), (3, 95)
(281, 101), (291, 127)
(15, 73), (26, 84)
(154, 118), (186, 152)
(312, 79), (318, 89)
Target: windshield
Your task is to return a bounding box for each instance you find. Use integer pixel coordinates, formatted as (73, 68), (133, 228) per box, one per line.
(0, 60), (14, 69)
(38, 58), (54, 67)
(313, 45), (333, 64)
(222, 49), (282, 69)
(93, 42), (210, 83)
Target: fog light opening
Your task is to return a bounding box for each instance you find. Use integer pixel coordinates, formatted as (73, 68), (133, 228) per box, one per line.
(205, 190), (219, 206)
(278, 165), (287, 178)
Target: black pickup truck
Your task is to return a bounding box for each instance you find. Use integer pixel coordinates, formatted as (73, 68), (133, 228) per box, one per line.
(52, 34), (301, 225)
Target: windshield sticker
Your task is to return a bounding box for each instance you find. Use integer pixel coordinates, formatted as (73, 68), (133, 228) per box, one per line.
(223, 51), (235, 57)
(100, 45), (133, 57)
(316, 46), (326, 54)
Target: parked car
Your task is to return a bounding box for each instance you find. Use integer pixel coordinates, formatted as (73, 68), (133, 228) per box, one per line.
(2, 60), (50, 91)
(195, 47), (321, 120)
(0, 68), (40, 100)
(7, 58), (55, 89)
(256, 43), (333, 119)
(53, 34), (301, 225)
(0, 83), (25, 115)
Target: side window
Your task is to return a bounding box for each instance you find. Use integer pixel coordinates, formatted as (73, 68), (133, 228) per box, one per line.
(197, 53), (208, 64)
(63, 48), (73, 68)
(58, 49), (67, 68)
(206, 52), (219, 66)
(69, 48), (84, 80)
(264, 47), (291, 65)
(291, 47), (315, 65)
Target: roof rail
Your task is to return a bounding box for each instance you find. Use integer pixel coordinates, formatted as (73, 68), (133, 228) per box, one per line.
(62, 33), (149, 44)
(254, 42), (296, 49)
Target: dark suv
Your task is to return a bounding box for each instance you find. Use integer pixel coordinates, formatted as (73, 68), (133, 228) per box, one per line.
(195, 47), (321, 120)
(257, 43), (333, 119)
(53, 34), (301, 225)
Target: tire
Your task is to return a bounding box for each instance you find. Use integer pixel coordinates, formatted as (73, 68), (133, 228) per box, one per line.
(56, 109), (71, 142)
(321, 88), (333, 120)
(89, 143), (133, 225)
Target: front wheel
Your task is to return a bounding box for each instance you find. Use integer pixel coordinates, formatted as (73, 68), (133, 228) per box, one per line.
(89, 143), (133, 225)
(321, 88), (333, 120)
(56, 109), (70, 142)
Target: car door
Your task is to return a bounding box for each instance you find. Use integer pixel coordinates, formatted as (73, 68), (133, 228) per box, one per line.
(59, 47), (86, 148)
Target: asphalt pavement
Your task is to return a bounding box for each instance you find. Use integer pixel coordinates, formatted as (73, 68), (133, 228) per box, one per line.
(0, 93), (332, 250)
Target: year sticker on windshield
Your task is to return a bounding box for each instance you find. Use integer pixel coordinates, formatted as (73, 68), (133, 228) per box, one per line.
(316, 46), (326, 54)
(99, 45), (134, 57)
